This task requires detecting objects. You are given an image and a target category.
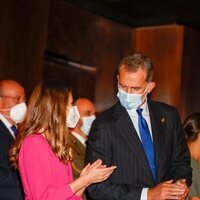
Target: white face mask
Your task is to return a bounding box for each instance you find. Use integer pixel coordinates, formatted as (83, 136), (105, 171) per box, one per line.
(10, 102), (27, 123)
(80, 115), (96, 136)
(117, 84), (150, 110)
(66, 106), (80, 128)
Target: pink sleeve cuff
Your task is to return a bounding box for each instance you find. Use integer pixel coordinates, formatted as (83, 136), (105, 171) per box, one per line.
(55, 184), (82, 200)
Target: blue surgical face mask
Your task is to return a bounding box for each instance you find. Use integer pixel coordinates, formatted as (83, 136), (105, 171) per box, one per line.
(80, 115), (96, 136)
(117, 84), (150, 110)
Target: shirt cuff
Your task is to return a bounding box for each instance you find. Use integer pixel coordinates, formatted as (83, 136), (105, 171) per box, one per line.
(140, 188), (149, 200)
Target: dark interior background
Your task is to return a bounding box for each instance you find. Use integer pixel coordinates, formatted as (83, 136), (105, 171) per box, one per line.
(0, 0), (200, 120)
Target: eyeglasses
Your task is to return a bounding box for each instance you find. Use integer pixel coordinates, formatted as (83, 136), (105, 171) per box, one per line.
(0, 95), (26, 102)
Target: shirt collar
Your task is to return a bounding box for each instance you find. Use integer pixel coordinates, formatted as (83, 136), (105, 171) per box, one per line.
(0, 113), (13, 130)
(71, 131), (86, 146)
(139, 99), (149, 116)
(126, 98), (149, 116)
(0, 113), (16, 138)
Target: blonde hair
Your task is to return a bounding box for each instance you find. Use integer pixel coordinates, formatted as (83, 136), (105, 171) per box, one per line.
(10, 80), (72, 169)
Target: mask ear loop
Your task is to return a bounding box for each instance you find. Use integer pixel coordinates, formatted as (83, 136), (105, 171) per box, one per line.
(142, 83), (151, 95)
(1, 114), (12, 119)
(0, 108), (10, 111)
(0, 108), (12, 119)
(140, 83), (151, 106)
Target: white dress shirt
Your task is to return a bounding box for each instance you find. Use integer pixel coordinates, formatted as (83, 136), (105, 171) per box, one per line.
(71, 131), (86, 146)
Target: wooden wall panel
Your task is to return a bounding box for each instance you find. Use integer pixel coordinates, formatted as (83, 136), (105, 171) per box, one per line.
(132, 25), (184, 111)
(46, 0), (132, 112)
(181, 27), (200, 118)
(43, 53), (96, 100)
(1, 0), (199, 118)
(0, 0), (49, 97)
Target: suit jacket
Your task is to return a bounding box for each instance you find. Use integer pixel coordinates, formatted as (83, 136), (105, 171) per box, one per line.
(0, 120), (24, 199)
(70, 133), (89, 200)
(86, 100), (192, 200)
(70, 133), (86, 180)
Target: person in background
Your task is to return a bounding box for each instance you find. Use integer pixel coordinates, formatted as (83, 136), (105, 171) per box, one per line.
(86, 53), (192, 200)
(71, 98), (96, 146)
(70, 97), (96, 200)
(183, 112), (200, 200)
(9, 80), (116, 200)
(0, 79), (26, 200)
(76, 98), (96, 138)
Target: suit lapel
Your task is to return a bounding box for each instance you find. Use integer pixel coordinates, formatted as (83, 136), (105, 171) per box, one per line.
(70, 133), (86, 155)
(0, 120), (14, 143)
(113, 102), (153, 179)
(148, 100), (165, 183)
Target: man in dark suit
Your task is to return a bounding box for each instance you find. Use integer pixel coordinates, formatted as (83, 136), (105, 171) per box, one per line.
(0, 79), (26, 199)
(86, 53), (192, 200)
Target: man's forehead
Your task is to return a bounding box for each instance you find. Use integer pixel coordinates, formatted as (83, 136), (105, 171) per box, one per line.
(80, 102), (94, 111)
(119, 71), (147, 85)
(76, 99), (95, 115)
(0, 82), (25, 95)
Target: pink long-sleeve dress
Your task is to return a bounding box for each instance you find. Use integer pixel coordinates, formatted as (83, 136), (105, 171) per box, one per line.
(18, 134), (82, 200)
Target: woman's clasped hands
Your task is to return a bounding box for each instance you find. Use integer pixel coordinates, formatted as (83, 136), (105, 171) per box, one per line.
(81, 159), (117, 186)
(70, 159), (116, 196)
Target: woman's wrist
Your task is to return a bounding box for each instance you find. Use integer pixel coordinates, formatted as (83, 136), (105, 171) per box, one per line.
(69, 174), (90, 194)
(78, 173), (91, 187)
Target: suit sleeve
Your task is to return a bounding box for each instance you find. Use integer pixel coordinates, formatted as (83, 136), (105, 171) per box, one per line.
(0, 132), (22, 199)
(0, 145), (20, 187)
(19, 136), (81, 200)
(169, 108), (192, 186)
(0, 165), (20, 187)
(86, 119), (142, 200)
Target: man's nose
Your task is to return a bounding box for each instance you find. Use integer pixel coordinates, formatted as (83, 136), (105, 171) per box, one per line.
(126, 88), (132, 94)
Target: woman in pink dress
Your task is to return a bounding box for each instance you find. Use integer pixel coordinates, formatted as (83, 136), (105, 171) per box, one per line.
(9, 80), (116, 200)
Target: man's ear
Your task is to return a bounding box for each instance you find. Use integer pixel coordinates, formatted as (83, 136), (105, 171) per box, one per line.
(148, 82), (156, 93)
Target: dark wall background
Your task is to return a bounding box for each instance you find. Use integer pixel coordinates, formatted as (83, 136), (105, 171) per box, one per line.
(46, 0), (132, 112)
(132, 26), (184, 111)
(0, 0), (200, 119)
(181, 27), (200, 118)
(0, 0), (49, 97)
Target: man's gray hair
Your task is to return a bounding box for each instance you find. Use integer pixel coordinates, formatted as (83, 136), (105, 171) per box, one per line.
(118, 53), (154, 82)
